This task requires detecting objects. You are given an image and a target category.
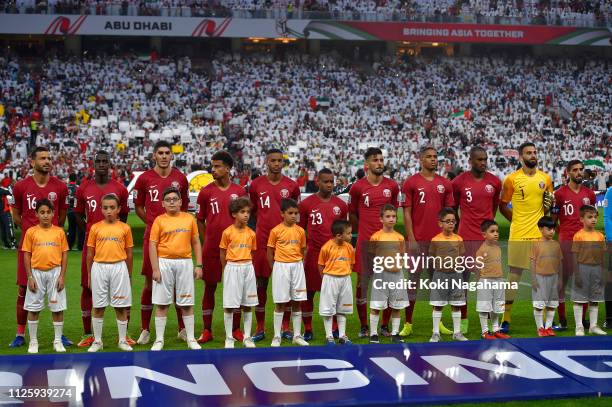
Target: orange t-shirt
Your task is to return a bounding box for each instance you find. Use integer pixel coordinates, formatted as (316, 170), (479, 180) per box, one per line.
(429, 232), (465, 273)
(220, 224), (257, 263)
(476, 242), (503, 279)
(150, 212), (199, 259)
(369, 229), (405, 272)
(22, 225), (68, 271)
(87, 220), (134, 263)
(318, 239), (354, 276)
(267, 223), (306, 263)
(530, 240), (562, 275)
(572, 229), (605, 265)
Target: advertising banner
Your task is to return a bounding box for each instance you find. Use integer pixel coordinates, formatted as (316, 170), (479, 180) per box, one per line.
(0, 14), (609, 45)
(0, 337), (609, 405)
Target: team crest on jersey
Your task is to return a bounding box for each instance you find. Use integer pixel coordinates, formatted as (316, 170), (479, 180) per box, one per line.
(171, 181), (180, 188)
(485, 184), (494, 194)
(538, 181), (545, 190)
(383, 189), (391, 198)
(437, 184), (445, 193)
(48, 192), (57, 202)
(582, 197), (591, 205)
(333, 206), (341, 215)
(230, 194), (239, 200)
(280, 188), (289, 198)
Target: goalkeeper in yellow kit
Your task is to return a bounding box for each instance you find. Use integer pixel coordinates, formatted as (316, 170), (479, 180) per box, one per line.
(499, 142), (554, 334)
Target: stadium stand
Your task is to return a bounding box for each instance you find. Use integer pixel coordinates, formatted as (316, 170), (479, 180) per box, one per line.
(1, 50), (610, 188)
(0, 1), (609, 27)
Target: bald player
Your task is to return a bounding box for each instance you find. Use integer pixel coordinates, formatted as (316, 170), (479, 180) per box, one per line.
(452, 146), (501, 333)
(9, 146), (71, 348)
(74, 150), (130, 347)
(249, 149), (300, 342)
(400, 146), (454, 337)
(499, 142), (553, 334)
(299, 168), (348, 340)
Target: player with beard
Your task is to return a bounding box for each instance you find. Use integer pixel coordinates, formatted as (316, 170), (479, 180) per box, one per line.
(452, 146), (501, 334)
(499, 142), (553, 334)
(9, 146), (71, 348)
(400, 146), (454, 337)
(74, 150), (130, 347)
(349, 147), (400, 338)
(134, 141), (190, 345)
(551, 160), (596, 330)
(195, 151), (246, 343)
(299, 168), (349, 341)
(249, 149), (300, 342)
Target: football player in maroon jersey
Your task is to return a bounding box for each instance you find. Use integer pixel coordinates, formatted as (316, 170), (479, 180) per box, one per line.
(133, 141), (189, 345)
(195, 151), (246, 343)
(10, 146), (70, 348)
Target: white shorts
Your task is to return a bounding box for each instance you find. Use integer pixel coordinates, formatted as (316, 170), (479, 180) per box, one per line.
(533, 273), (560, 309)
(223, 262), (258, 308)
(319, 274), (353, 316)
(476, 278), (505, 313)
(272, 261), (307, 303)
(92, 261), (132, 309)
(370, 270), (409, 310)
(429, 271), (466, 307)
(153, 258), (195, 306)
(24, 267), (67, 313)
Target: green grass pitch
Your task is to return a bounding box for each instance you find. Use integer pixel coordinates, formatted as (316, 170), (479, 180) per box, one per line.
(0, 210), (608, 406)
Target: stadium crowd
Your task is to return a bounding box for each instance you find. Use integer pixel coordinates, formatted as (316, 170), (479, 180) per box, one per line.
(1, 50), (610, 191)
(0, 0), (610, 26)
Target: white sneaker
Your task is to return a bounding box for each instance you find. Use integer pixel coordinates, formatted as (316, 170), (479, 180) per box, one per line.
(188, 340), (201, 350)
(589, 325), (607, 335)
(271, 336), (282, 347)
(575, 326), (585, 336)
(137, 330), (150, 345)
(118, 341), (133, 352)
(177, 328), (187, 342)
(453, 333), (468, 341)
(224, 338), (235, 349)
(88, 341), (103, 353)
(53, 340), (66, 353)
(243, 337), (256, 348)
(429, 333), (441, 343)
(28, 341), (39, 354)
(292, 335), (309, 346)
(151, 340), (164, 351)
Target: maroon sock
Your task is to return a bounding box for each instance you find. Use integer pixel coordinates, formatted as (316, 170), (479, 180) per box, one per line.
(17, 285), (27, 334)
(176, 306), (185, 331)
(232, 309), (241, 331)
(202, 283), (216, 331)
(140, 285), (153, 331)
(356, 283), (368, 327)
(460, 304), (468, 319)
(382, 308), (392, 328)
(302, 292), (315, 331)
(405, 302), (415, 324)
(255, 281), (268, 332)
(81, 287), (93, 335)
(558, 302), (566, 322)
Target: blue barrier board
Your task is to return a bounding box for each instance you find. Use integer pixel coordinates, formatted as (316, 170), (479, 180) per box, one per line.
(0, 337), (609, 406)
